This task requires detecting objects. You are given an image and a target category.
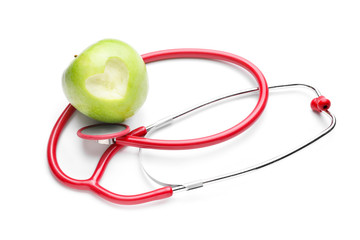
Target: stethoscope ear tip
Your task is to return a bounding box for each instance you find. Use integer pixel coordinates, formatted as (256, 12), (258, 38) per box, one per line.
(311, 96), (331, 112)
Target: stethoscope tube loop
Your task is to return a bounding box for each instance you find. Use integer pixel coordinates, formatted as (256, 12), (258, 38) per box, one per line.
(116, 49), (269, 150)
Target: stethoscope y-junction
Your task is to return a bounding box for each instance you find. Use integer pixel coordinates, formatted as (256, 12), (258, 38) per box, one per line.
(47, 49), (336, 205)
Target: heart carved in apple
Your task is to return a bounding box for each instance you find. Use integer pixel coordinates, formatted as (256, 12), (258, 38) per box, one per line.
(85, 57), (129, 100)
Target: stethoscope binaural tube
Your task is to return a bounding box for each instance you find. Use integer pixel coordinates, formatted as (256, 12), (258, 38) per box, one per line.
(47, 49), (269, 205)
(138, 84), (336, 192)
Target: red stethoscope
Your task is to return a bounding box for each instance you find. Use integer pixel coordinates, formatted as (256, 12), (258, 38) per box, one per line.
(47, 49), (335, 205)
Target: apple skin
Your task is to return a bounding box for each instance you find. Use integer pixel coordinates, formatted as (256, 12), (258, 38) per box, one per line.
(62, 39), (148, 123)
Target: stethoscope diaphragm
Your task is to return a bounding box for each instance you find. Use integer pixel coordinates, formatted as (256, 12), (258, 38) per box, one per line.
(77, 123), (130, 144)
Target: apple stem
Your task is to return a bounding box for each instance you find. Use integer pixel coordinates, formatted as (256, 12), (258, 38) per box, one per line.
(74, 54), (78, 58)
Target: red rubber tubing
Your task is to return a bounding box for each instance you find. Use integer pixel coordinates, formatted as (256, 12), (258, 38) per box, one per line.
(47, 49), (268, 205)
(116, 49), (269, 149)
(47, 104), (173, 205)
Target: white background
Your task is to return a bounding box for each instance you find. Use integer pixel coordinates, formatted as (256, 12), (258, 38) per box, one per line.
(1, 0), (359, 239)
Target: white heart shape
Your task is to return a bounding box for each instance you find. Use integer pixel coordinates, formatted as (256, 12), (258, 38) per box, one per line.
(85, 57), (129, 100)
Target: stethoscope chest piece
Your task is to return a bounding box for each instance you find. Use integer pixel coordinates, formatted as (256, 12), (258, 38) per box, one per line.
(77, 123), (130, 144)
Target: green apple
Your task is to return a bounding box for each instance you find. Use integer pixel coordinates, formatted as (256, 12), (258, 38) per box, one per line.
(62, 39), (148, 123)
